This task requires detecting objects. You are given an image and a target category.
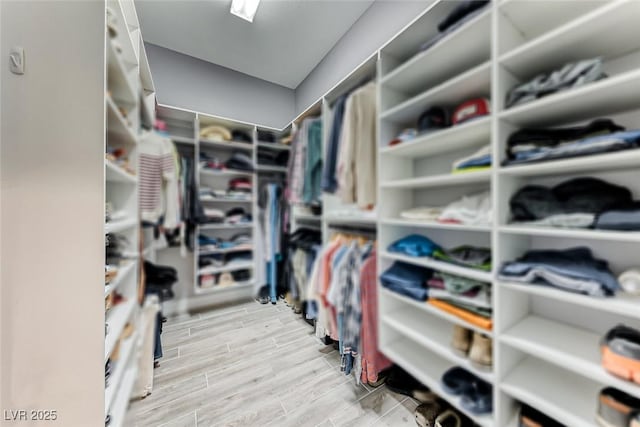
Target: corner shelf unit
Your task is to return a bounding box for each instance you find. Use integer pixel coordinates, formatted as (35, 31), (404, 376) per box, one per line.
(376, 0), (640, 426)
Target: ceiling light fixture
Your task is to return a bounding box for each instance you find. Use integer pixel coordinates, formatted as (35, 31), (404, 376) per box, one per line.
(230, 0), (261, 23)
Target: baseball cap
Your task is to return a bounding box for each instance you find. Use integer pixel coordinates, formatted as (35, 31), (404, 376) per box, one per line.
(453, 98), (490, 125)
(418, 106), (450, 133)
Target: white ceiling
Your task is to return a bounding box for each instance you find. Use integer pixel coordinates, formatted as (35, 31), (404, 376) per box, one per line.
(136, 0), (375, 89)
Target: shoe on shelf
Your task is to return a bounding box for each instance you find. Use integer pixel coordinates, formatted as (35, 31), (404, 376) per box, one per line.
(435, 409), (462, 427)
(386, 365), (437, 402)
(451, 325), (472, 356)
(441, 367), (475, 395)
(415, 400), (444, 427)
(459, 379), (493, 415)
(519, 404), (566, 427)
(468, 332), (492, 370)
(601, 324), (640, 384)
(596, 387), (640, 427)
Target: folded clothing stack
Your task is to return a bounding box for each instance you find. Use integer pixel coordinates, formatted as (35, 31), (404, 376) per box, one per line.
(224, 207), (252, 224)
(401, 191), (492, 226)
(257, 130), (275, 143)
(452, 145), (491, 173)
(418, 0), (490, 54)
(199, 250), (252, 269)
(510, 177), (640, 230)
(258, 149), (289, 166)
(504, 119), (640, 166)
(499, 247), (620, 297)
(199, 151), (254, 172)
(380, 261), (431, 301)
(506, 57), (606, 109)
(200, 184), (252, 201)
(428, 273), (492, 331)
(198, 234), (253, 252)
(388, 234), (491, 271)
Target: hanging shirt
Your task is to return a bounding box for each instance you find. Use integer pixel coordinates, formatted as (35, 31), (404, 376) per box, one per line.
(322, 95), (347, 193)
(303, 118), (323, 204)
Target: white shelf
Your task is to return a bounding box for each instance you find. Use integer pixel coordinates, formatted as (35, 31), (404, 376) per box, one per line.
(381, 288), (493, 337)
(383, 311), (494, 383)
(105, 261), (137, 298)
(257, 142), (291, 151)
(499, 68), (640, 127)
(293, 213), (322, 222)
(380, 117), (491, 158)
(381, 338), (493, 427)
(380, 218), (492, 233)
(197, 261), (254, 276)
(381, 62), (491, 123)
(106, 40), (137, 108)
(169, 135), (195, 145)
(499, 281), (640, 320)
(105, 330), (138, 414)
(106, 96), (137, 146)
(194, 280), (254, 295)
(499, 0), (640, 79)
(501, 316), (640, 400)
(199, 223), (254, 231)
(380, 251), (492, 283)
(200, 138), (254, 151)
(381, 170), (491, 190)
(499, 148), (640, 177)
(109, 365), (138, 427)
(105, 160), (137, 184)
(105, 217), (137, 234)
(256, 165), (287, 173)
(499, 224), (640, 243)
(200, 169), (254, 178)
(500, 357), (599, 427)
(200, 196), (253, 203)
(381, 9), (491, 94)
(105, 299), (136, 362)
(324, 215), (377, 227)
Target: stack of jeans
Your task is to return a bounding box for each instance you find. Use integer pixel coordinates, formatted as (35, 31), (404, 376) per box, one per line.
(499, 247), (620, 297)
(380, 262), (431, 301)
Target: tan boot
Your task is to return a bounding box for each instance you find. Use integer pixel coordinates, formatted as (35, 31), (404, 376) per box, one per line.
(469, 332), (492, 370)
(451, 325), (472, 356)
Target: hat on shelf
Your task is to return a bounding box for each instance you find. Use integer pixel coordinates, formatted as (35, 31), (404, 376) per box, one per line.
(232, 130), (252, 143)
(200, 125), (232, 141)
(389, 128), (418, 146)
(452, 98), (490, 125)
(417, 106), (450, 133)
(218, 272), (235, 287)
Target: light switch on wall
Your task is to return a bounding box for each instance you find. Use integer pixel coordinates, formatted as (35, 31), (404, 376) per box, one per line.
(9, 47), (25, 74)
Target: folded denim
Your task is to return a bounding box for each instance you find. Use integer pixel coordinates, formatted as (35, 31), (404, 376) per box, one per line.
(453, 145), (492, 171)
(438, 191), (492, 225)
(510, 177), (632, 222)
(380, 262), (432, 301)
(499, 247), (620, 297)
(506, 58), (606, 109)
(388, 234), (441, 257)
(382, 281), (429, 301)
(594, 201), (640, 231)
(505, 129), (640, 165)
(507, 119), (624, 154)
(433, 246), (491, 271)
(514, 213), (595, 229)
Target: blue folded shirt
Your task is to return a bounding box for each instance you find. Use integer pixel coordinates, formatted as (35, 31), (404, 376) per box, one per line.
(388, 234), (441, 257)
(380, 261), (432, 301)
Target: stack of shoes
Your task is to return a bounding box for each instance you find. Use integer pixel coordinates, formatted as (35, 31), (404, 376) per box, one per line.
(596, 387), (640, 427)
(441, 367), (493, 415)
(601, 325), (640, 384)
(519, 404), (565, 427)
(451, 325), (492, 370)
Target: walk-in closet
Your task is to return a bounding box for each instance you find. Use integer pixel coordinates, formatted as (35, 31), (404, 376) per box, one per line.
(2, 1), (640, 426)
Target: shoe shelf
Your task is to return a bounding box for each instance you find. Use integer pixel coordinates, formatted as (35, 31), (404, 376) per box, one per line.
(498, 69), (640, 127)
(104, 299), (136, 363)
(105, 330), (138, 416)
(380, 8), (491, 95)
(196, 261), (254, 276)
(499, 225), (640, 244)
(380, 251), (492, 283)
(105, 260), (137, 298)
(380, 218), (492, 233)
(381, 337), (493, 427)
(498, 148), (640, 177)
(382, 288), (493, 338)
(106, 95), (138, 147)
(380, 169), (491, 190)
(499, 0), (640, 79)
(499, 282), (640, 321)
(323, 215), (377, 227)
(380, 61), (491, 123)
(379, 117), (491, 158)
(383, 309), (494, 383)
(500, 357), (600, 427)
(106, 39), (137, 110)
(501, 315), (640, 400)
(105, 159), (138, 184)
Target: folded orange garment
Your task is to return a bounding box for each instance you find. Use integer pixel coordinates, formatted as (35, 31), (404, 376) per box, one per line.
(428, 299), (493, 331)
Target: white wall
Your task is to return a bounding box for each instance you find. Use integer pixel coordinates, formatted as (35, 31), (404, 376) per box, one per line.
(295, 0), (431, 114)
(145, 43), (296, 129)
(1, 1), (105, 425)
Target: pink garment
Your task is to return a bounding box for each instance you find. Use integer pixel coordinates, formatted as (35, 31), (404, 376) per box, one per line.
(319, 241), (341, 339)
(360, 251), (392, 383)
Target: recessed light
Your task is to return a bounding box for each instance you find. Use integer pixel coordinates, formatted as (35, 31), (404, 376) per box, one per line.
(230, 0), (261, 23)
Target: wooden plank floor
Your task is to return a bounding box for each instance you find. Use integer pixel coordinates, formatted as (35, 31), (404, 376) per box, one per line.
(127, 300), (417, 427)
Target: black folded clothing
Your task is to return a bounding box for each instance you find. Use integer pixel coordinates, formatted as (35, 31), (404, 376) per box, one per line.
(257, 130), (275, 143)
(144, 261), (178, 286)
(258, 150), (289, 166)
(225, 151), (254, 171)
(511, 177), (632, 222)
(438, 0), (490, 32)
(232, 130), (252, 143)
(232, 269), (252, 282)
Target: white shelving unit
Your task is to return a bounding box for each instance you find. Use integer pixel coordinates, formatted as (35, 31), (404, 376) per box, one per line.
(376, 0), (640, 425)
